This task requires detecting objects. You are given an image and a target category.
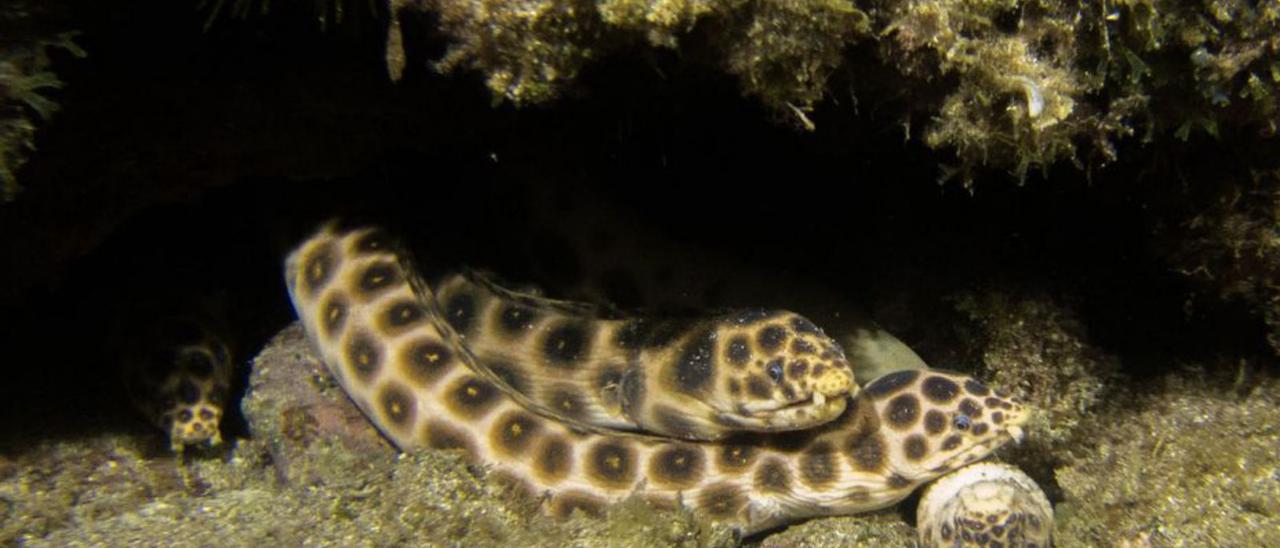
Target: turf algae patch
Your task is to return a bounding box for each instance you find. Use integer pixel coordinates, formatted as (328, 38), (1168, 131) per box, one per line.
(953, 291), (1121, 458)
(1168, 168), (1280, 358)
(754, 511), (914, 546)
(11, 322), (734, 546)
(1054, 370), (1280, 546)
(241, 323), (399, 487)
(0, 431), (193, 545)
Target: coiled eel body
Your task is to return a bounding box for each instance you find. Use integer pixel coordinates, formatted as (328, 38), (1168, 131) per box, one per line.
(283, 222), (1030, 535)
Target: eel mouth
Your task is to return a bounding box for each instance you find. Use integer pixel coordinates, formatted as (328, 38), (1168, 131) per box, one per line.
(731, 391), (850, 430)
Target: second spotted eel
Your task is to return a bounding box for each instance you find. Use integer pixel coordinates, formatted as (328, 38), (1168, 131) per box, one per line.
(283, 222), (1030, 535)
(429, 269), (856, 441)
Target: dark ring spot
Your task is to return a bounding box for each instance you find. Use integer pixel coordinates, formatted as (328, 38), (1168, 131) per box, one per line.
(726, 335), (751, 367)
(320, 292), (349, 339)
(671, 329), (715, 395)
(344, 331), (383, 384)
(921, 375), (961, 404)
(446, 375), (501, 420)
(903, 434), (928, 461)
(649, 445), (706, 489)
(757, 325), (787, 352)
(382, 299), (426, 333)
(964, 379), (991, 396)
(885, 393), (921, 430)
(543, 322), (590, 368)
(492, 411), (542, 458)
(799, 442), (837, 488)
(587, 440), (636, 489)
(864, 370), (920, 398)
(401, 338), (453, 387)
(924, 409), (948, 435)
(498, 303), (539, 335)
(357, 262), (400, 298)
(378, 382), (416, 432)
(755, 457), (791, 493)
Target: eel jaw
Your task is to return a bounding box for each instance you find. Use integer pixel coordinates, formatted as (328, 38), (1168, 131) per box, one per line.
(1008, 425), (1026, 444)
(725, 390), (850, 431)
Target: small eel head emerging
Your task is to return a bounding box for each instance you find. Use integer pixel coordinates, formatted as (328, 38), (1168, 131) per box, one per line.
(123, 316), (233, 451)
(709, 310), (857, 433)
(861, 369), (1030, 483)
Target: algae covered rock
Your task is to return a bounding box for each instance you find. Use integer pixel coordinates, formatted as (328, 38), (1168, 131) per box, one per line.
(238, 322), (737, 547)
(1055, 369), (1280, 546)
(413, 0), (1277, 183)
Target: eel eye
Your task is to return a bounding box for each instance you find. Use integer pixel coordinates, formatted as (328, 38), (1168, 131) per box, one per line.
(766, 359), (784, 383)
(953, 414), (971, 431)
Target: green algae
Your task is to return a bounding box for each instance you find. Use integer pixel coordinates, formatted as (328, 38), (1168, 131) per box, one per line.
(3, 325), (736, 547)
(0, 1), (82, 201)
(185, 0), (1280, 191)
(5, 296), (1277, 546)
(1054, 368), (1280, 545)
(429, 0), (614, 107)
(412, 0), (1278, 184)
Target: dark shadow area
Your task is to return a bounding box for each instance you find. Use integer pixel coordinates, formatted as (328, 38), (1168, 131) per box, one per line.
(1, 0), (1273, 458)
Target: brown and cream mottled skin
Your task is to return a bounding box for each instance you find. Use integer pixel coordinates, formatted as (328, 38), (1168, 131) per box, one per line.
(284, 223), (1031, 535)
(122, 315), (234, 451)
(917, 462), (1053, 548)
(429, 270), (855, 440)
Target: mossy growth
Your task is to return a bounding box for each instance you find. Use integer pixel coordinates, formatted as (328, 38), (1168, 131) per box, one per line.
(875, 0), (1131, 186)
(712, 0), (871, 126)
(425, 0), (873, 120)
(0, 2), (83, 201)
(1170, 168), (1280, 356)
(412, 1), (1276, 185)
(429, 0), (616, 106)
(1054, 367), (1280, 545)
(1110, 0), (1280, 141)
(951, 291), (1121, 466)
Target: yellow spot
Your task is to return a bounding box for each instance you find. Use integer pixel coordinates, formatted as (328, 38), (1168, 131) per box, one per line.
(426, 352), (439, 363)
(390, 402), (402, 415)
(466, 386), (479, 397)
(510, 423), (523, 436)
(605, 455), (621, 470)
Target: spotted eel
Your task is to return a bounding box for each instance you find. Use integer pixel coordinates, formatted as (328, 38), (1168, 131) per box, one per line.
(121, 314), (234, 451)
(283, 222), (1029, 534)
(429, 269), (856, 440)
